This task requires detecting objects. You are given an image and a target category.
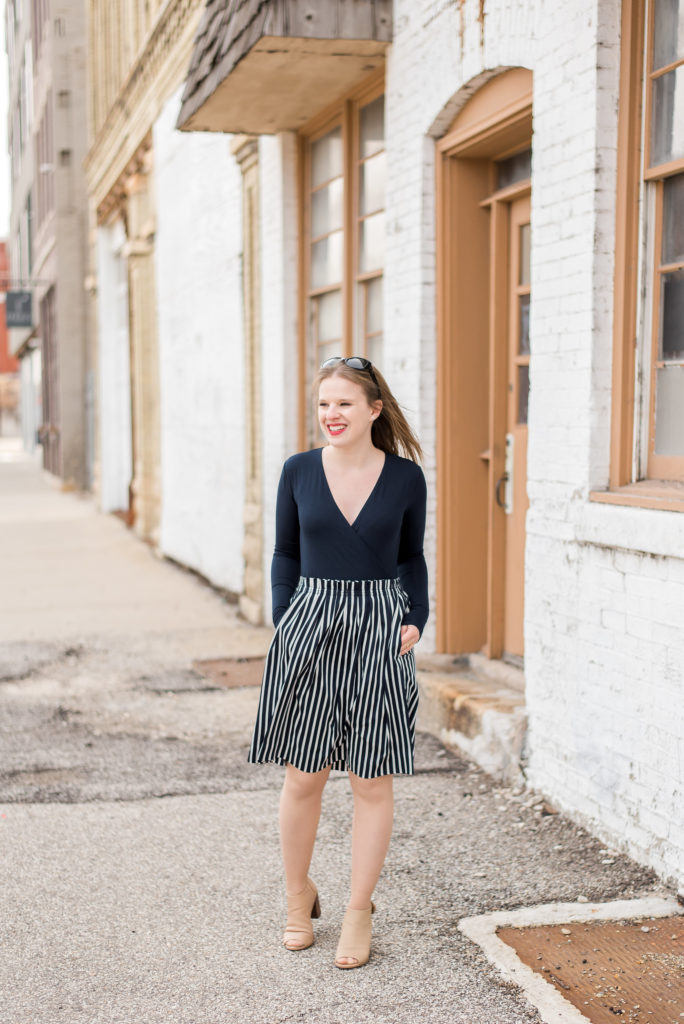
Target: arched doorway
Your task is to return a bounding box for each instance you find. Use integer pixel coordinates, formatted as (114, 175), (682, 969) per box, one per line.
(436, 68), (533, 662)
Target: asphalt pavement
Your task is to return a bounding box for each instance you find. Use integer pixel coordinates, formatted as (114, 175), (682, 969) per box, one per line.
(0, 441), (662, 1024)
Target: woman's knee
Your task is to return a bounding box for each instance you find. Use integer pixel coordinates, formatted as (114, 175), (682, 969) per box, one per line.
(348, 772), (393, 803)
(283, 763), (329, 800)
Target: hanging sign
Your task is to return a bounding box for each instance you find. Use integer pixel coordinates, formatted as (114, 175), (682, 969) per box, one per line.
(6, 291), (33, 328)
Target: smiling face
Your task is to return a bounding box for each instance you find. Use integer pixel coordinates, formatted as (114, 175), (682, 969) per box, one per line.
(318, 373), (382, 449)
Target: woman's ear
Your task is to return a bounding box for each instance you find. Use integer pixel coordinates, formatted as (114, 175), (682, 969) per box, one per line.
(371, 400), (383, 421)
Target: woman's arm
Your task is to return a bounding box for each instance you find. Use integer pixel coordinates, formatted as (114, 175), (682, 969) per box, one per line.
(397, 466), (429, 637)
(271, 462), (301, 626)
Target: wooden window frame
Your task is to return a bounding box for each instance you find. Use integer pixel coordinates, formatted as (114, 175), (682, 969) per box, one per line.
(595, 0), (684, 512)
(297, 70), (385, 450)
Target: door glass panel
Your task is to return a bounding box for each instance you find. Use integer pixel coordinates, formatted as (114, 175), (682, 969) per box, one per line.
(518, 294), (531, 355)
(359, 96), (384, 159)
(660, 268), (684, 359)
(359, 211), (385, 273)
(519, 224), (531, 286)
(651, 66), (684, 165)
(653, 0), (684, 70)
(662, 173), (684, 264)
(518, 364), (530, 424)
(311, 126), (342, 188)
(360, 151), (386, 215)
(496, 148), (532, 189)
(311, 179), (343, 238)
(654, 364), (684, 454)
(311, 232), (343, 289)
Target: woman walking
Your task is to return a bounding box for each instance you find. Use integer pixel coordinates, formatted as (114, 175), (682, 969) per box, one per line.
(249, 357), (428, 969)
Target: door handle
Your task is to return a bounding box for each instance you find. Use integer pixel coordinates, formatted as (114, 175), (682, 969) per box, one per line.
(495, 473), (508, 508)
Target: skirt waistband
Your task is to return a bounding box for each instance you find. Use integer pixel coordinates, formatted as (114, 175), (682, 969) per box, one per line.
(297, 576), (401, 594)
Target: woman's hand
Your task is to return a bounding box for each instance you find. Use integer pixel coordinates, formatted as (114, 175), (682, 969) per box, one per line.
(400, 624), (420, 656)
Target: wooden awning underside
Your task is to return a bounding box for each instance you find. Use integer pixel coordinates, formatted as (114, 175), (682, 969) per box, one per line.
(177, 0), (392, 134)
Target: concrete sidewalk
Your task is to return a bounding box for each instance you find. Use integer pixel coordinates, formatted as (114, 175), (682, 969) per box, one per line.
(0, 445), (663, 1024)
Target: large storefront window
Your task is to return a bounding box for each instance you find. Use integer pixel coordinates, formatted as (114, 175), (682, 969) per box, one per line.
(646, 1), (684, 477)
(301, 77), (385, 441)
(610, 0), (684, 495)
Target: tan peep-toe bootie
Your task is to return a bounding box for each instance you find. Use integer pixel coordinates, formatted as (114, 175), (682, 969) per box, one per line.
(283, 877), (321, 951)
(334, 902), (376, 969)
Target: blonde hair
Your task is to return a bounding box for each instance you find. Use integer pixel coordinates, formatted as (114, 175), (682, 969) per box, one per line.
(313, 362), (423, 463)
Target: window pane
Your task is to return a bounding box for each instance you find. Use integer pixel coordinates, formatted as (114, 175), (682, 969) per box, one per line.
(653, 0), (684, 71)
(662, 173), (684, 264)
(311, 126), (342, 188)
(316, 290), (342, 343)
(311, 231), (343, 289)
(355, 277), (383, 352)
(518, 294), (530, 355)
(651, 65), (684, 165)
(518, 364), (529, 424)
(359, 211), (385, 273)
(359, 96), (384, 160)
(367, 333), (383, 368)
(318, 339), (341, 366)
(311, 178), (343, 238)
(660, 268), (684, 359)
(519, 223), (531, 286)
(654, 365), (684, 454)
(366, 276), (383, 334)
(360, 151), (385, 215)
(496, 148), (532, 190)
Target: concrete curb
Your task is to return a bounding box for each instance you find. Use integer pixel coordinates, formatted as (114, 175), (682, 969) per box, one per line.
(458, 895), (684, 1024)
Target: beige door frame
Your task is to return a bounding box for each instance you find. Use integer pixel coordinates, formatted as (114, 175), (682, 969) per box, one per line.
(436, 68), (533, 656)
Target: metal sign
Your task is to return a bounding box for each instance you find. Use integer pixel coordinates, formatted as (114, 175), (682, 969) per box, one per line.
(6, 290), (33, 329)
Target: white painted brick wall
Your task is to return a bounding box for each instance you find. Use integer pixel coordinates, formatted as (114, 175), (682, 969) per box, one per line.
(254, 0), (684, 885)
(259, 133), (300, 622)
(154, 88), (245, 593)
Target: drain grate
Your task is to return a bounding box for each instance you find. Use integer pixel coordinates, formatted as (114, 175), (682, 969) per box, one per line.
(192, 656), (265, 689)
(497, 917), (684, 1023)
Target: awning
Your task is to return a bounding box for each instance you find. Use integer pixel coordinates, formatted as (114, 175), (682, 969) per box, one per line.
(177, 0), (392, 134)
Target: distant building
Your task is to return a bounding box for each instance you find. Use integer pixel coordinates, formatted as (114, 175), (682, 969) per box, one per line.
(0, 244), (17, 373)
(0, 241), (21, 437)
(85, 0), (249, 609)
(5, 0), (90, 486)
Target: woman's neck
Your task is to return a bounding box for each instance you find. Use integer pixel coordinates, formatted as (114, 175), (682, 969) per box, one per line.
(324, 439), (381, 469)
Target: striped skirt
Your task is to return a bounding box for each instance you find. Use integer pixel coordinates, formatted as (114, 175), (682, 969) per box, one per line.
(248, 577), (419, 779)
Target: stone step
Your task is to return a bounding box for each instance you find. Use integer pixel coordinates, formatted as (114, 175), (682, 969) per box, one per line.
(415, 653), (527, 786)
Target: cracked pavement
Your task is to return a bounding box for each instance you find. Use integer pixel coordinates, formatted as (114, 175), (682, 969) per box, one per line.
(0, 444), (663, 1024)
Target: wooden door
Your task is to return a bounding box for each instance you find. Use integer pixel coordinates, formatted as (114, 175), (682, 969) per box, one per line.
(502, 196), (530, 657)
(435, 67), (534, 657)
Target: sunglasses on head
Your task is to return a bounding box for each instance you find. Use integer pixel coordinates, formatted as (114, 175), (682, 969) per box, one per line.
(320, 356), (380, 391)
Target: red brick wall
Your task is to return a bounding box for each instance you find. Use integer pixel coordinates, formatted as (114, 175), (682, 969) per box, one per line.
(0, 243), (18, 373)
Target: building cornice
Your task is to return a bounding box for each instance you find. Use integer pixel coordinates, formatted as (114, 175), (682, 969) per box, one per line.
(85, 0), (203, 217)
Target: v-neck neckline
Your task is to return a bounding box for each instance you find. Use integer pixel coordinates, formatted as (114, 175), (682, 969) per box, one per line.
(319, 446), (388, 529)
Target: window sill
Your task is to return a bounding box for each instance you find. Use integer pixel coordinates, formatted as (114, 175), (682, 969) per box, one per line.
(590, 481), (684, 514)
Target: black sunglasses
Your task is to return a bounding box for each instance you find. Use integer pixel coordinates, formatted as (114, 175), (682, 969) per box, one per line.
(320, 356), (380, 391)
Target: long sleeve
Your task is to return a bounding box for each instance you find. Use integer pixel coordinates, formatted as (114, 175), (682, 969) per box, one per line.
(270, 462), (301, 627)
(397, 467), (429, 636)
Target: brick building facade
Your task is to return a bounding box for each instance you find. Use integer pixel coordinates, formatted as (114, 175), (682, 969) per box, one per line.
(173, 0), (684, 887)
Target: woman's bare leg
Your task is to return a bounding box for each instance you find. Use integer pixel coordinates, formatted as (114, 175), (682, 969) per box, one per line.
(279, 763), (330, 896)
(348, 772), (394, 908)
(334, 772), (393, 966)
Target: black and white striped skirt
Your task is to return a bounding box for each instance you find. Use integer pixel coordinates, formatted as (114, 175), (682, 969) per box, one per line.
(248, 577), (419, 779)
